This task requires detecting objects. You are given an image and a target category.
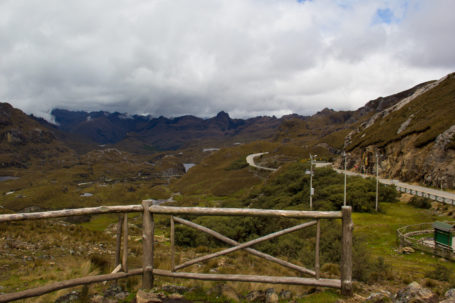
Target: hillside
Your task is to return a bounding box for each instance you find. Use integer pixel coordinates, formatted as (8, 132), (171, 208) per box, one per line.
(342, 73), (455, 188)
(0, 102), (75, 169)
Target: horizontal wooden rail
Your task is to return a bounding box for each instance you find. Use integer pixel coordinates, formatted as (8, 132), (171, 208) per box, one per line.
(0, 205), (143, 223)
(0, 266), (342, 303)
(0, 269), (143, 303)
(147, 204), (342, 219)
(153, 269), (341, 288)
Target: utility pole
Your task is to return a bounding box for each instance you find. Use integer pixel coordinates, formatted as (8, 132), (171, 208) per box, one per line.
(309, 154), (316, 210)
(343, 151), (347, 207)
(375, 152), (379, 212)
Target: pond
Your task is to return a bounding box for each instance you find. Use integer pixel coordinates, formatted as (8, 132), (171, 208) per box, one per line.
(0, 176), (19, 182)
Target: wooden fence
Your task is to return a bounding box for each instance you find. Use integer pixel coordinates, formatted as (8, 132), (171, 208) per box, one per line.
(397, 221), (455, 260)
(0, 202), (353, 302)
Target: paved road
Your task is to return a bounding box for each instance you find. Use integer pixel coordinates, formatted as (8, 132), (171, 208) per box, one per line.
(245, 152), (277, 172)
(332, 167), (455, 205)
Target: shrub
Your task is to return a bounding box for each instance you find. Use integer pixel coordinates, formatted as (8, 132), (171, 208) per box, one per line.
(409, 196), (432, 209)
(426, 264), (451, 282)
(225, 158), (248, 171)
(89, 254), (110, 273)
(245, 162), (398, 213)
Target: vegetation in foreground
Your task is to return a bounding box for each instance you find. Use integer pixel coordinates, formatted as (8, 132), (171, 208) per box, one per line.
(2, 155), (455, 302)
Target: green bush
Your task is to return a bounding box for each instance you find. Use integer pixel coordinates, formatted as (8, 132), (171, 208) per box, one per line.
(225, 158), (248, 171)
(409, 196), (432, 209)
(426, 264), (451, 281)
(245, 162), (398, 213)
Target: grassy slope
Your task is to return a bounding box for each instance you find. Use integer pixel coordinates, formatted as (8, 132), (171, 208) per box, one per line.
(354, 201), (455, 279)
(347, 73), (455, 150)
(0, 150), (181, 211)
(171, 141), (278, 197)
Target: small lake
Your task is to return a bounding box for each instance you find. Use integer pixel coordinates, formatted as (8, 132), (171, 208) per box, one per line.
(0, 176), (19, 182)
(183, 163), (195, 172)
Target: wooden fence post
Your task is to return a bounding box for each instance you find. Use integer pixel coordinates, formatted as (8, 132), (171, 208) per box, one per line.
(142, 200), (154, 289)
(115, 215), (123, 268)
(315, 219), (320, 279)
(122, 214), (128, 273)
(341, 206), (353, 296)
(171, 216), (175, 272)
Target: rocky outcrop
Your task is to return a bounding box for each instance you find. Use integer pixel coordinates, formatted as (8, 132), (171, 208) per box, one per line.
(394, 282), (438, 303)
(340, 73), (455, 188)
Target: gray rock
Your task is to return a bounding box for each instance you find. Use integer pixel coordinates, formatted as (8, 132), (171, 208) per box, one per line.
(279, 290), (292, 300)
(55, 291), (80, 303)
(136, 289), (162, 303)
(446, 289), (455, 298)
(365, 291), (392, 303)
(246, 290), (266, 302)
(265, 292), (279, 303)
(394, 282), (437, 303)
(398, 247), (415, 254)
(162, 285), (189, 294)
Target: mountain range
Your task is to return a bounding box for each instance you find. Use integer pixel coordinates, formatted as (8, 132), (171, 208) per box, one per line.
(1, 72), (454, 188)
(49, 109), (283, 152)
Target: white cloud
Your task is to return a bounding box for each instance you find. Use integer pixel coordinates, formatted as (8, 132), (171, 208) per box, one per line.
(0, 0), (454, 119)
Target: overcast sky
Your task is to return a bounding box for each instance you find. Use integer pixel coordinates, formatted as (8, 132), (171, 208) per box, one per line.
(0, 0), (454, 120)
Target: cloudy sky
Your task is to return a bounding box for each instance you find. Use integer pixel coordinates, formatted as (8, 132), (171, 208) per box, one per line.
(0, 0), (454, 120)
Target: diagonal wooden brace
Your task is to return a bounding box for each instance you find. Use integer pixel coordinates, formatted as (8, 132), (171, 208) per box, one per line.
(173, 217), (316, 276)
(174, 220), (317, 271)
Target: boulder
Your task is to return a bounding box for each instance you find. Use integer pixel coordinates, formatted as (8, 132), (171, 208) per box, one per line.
(394, 282), (437, 303)
(162, 285), (189, 294)
(365, 291), (392, 302)
(246, 290), (266, 302)
(54, 291), (81, 303)
(398, 247), (415, 254)
(265, 288), (278, 303)
(279, 289), (292, 300)
(136, 289), (162, 303)
(446, 289), (455, 299)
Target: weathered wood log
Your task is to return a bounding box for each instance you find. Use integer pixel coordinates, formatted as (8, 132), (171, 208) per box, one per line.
(0, 205), (143, 222)
(147, 204), (341, 219)
(122, 214), (128, 273)
(175, 220), (317, 271)
(0, 266), (342, 303)
(112, 264), (122, 274)
(104, 264), (123, 285)
(171, 216), (175, 272)
(315, 219), (320, 279)
(173, 216), (315, 276)
(341, 206), (353, 296)
(115, 215), (123, 268)
(0, 269), (143, 303)
(142, 200), (154, 289)
(153, 269), (341, 288)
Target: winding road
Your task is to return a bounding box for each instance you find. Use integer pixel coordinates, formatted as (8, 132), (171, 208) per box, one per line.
(246, 153), (455, 205)
(333, 168), (455, 205)
(245, 152), (277, 172)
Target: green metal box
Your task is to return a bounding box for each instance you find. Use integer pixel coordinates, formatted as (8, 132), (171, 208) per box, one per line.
(433, 221), (453, 247)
